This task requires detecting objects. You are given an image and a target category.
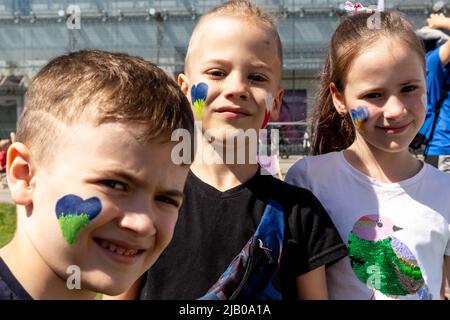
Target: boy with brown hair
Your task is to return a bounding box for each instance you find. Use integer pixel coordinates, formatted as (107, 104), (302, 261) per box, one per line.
(0, 50), (194, 299)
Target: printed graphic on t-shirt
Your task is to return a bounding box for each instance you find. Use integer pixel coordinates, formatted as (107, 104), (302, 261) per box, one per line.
(199, 200), (284, 300)
(347, 214), (432, 300)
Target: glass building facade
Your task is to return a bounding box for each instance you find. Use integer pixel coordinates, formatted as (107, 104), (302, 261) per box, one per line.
(0, 0), (439, 139)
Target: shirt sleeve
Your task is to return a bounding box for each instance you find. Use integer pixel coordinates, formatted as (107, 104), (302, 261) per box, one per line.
(284, 158), (310, 189)
(284, 189), (347, 277)
(426, 47), (450, 112)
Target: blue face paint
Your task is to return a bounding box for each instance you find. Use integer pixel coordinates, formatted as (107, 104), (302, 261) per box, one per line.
(55, 195), (102, 245)
(191, 82), (208, 118)
(350, 106), (370, 133)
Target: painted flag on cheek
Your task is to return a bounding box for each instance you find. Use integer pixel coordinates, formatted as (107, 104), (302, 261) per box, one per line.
(351, 106), (370, 133)
(191, 82), (208, 118)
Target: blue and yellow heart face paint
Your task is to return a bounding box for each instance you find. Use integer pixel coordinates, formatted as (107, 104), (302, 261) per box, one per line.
(350, 106), (370, 133)
(56, 195), (102, 245)
(191, 82), (208, 119)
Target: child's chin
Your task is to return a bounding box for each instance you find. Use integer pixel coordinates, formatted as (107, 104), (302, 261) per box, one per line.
(81, 274), (134, 297)
(208, 126), (258, 141)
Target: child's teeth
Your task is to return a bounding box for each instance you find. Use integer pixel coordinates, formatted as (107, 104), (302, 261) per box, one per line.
(100, 240), (139, 256)
(125, 249), (138, 255)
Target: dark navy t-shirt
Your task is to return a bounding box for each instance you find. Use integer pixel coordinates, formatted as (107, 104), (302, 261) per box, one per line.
(0, 257), (32, 300)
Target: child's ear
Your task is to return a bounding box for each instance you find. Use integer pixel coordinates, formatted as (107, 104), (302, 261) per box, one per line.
(330, 83), (347, 116)
(270, 89), (284, 121)
(6, 142), (36, 206)
(178, 73), (190, 96)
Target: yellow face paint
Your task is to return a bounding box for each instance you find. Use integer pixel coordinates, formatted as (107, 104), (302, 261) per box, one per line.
(350, 106), (370, 133)
(191, 82), (208, 119)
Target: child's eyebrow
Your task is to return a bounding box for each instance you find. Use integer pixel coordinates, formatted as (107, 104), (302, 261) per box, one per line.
(96, 169), (149, 188)
(399, 79), (422, 85)
(250, 61), (273, 72)
(202, 59), (273, 72)
(94, 169), (185, 197)
(157, 189), (185, 199)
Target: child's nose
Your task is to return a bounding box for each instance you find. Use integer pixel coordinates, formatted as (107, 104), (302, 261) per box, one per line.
(224, 75), (249, 100)
(384, 96), (406, 119)
(118, 208), (156, 237)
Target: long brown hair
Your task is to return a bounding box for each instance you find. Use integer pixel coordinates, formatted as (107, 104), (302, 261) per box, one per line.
(311, 11), (425, 155)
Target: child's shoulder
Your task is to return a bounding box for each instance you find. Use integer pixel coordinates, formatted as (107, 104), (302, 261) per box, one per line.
(286, 152), (341, 182)
(259, 173), (323, 211)
(289, 152), (340, 171)
(422, 162), (450, 188)
(0, 256), (32, 300)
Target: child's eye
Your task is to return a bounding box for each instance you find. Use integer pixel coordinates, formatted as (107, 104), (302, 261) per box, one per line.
(401, 85), (418, 93)
(155, 195), (180, 208)
(207, 69), (226, 79)
(99, 180), (128, 192)
(248, 73), (268, 83)
(363, 92), (382, 99)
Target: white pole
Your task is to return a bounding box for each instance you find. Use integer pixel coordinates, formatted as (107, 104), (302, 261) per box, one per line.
(378, 0), (385, 12)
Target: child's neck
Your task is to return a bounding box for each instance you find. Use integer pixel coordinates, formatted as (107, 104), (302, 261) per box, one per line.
(0, 210), (96, 300)
(344, 138), (423, 183)
(191, 135), (259, 192)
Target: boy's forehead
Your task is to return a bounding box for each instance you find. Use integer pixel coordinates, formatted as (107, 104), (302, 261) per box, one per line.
(52, 121), (172, 164)
(194, 16), (275, 47)
(186, 16), (282, 73)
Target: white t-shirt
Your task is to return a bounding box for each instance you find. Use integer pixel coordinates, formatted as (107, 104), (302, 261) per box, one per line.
(285, 151), (450, 300)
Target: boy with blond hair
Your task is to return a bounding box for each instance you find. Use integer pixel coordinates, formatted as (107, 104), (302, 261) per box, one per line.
(0, 50), (194, 299)
(118, 0), (346, 300)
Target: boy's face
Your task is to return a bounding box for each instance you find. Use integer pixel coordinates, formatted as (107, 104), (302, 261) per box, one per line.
(22, 120), (188, 295)
(180, 17), (284, 138)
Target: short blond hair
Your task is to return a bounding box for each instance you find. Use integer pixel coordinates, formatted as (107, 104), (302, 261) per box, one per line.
(17, 50), (194, 165)
(185, 0), (283, 70)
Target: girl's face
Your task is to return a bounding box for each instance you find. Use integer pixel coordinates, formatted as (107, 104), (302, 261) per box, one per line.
(331, 37), (426, 156)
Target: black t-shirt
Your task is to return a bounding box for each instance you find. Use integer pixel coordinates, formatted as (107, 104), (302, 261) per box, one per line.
(0, 257), (32, 300)
(141, 170), (347, 300)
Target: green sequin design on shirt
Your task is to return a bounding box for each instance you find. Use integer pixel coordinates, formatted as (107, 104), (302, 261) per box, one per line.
(348, 232), (424, 296)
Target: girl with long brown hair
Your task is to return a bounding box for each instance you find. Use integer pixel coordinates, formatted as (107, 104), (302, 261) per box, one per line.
(286, 11), (450, 300)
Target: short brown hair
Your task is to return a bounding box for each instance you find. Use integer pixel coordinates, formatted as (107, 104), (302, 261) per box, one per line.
(185, 0), (283, 70)
(312, 11), (425, 155)
(16, 50), (194, 165)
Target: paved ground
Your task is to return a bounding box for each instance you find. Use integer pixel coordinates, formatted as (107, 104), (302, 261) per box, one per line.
(0, 189), (11, 203)
(279, 155), (303, 179)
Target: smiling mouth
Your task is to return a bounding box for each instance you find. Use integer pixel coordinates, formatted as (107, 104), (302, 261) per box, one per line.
(215, 107), (251, 117)
(377, 122), (412, 133)
(93, 237), (145, 257)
